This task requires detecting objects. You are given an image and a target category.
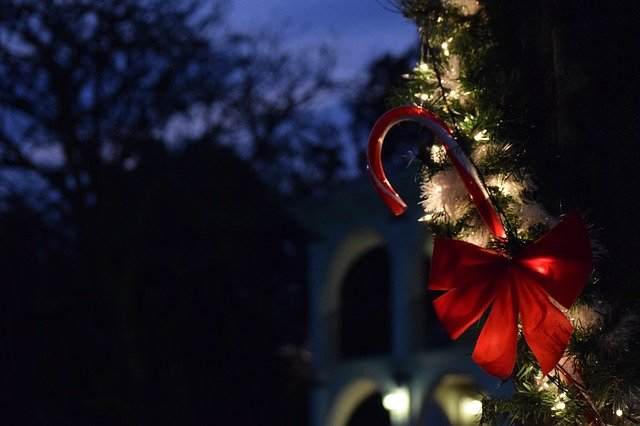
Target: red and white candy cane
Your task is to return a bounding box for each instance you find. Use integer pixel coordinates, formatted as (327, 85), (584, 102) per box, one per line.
(367, 105), (507, 240)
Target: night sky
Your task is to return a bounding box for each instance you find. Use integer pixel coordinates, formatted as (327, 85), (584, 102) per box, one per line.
(227, 0), (417, 76)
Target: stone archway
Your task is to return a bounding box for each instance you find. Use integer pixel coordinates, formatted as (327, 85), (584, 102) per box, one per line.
(322, 228), (384, 312)
(320, 228), (384, 361)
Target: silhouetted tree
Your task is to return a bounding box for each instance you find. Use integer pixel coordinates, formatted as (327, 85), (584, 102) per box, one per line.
(219, 30), (346, 196)
(0, 0), (338, 423)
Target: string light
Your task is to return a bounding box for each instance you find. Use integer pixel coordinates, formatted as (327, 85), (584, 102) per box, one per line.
(441, 38), (453, 56)
(551, 392), (568, 414)
(616, 408), (623, 417)
(419, 213), (434, 222)
(534, 370), (553, 391)
(487, 175), (524, 198)
(473, 130), (488, 141)
(441, 41), (450, 56)
(430, 144), (447, 163)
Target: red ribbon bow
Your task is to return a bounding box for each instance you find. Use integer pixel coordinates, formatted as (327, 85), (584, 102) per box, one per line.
(428, 212), (592, 378)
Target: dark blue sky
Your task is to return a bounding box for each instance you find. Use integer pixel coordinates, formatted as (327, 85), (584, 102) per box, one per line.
(227, 0), (417, 77)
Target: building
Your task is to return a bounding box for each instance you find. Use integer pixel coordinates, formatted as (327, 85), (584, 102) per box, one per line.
(298, 172), (507, 426)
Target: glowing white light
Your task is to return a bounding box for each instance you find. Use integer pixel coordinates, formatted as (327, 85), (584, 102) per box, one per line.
(473, 130), (488, 141)
(430, 144), (447, 163)
(534, 369), (553, 391)
(383, 387), (410, 421)
(419, 213), (435, 222)
(419, 62), (429, 72)
(498, 180), (521, 197)
(383, 390), (408, 411)
(616, 409), (623, 417)
(460, 397), (483, 419)
(441, 41), (450, 56)
(552, 394), (567, 412)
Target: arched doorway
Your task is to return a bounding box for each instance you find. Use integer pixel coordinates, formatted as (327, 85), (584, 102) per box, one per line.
(347, 391), (391, 426)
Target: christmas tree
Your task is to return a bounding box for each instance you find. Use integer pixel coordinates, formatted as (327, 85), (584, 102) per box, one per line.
(368, 1), (640, 423)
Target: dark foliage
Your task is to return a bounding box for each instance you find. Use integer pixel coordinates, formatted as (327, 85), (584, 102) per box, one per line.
(0, 0), (343, 423)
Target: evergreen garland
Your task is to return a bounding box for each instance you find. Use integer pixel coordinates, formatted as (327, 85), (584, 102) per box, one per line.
(391, 1), (640, 423)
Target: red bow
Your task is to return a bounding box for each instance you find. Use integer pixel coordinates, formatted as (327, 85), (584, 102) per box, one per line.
(428, 212), (593, 379)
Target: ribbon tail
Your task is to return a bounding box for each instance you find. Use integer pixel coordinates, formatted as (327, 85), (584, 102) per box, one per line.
(472, 278), (519, 379)
(518, 276), (573, 375)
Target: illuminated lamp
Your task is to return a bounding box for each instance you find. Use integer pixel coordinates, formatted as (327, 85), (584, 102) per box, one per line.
(382, 387), (410, 422)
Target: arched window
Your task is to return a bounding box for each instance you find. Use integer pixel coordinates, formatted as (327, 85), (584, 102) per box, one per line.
(339, 246), (391, 358)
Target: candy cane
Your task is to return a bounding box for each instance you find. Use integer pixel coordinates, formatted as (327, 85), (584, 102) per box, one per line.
(367, 105), (507, 239)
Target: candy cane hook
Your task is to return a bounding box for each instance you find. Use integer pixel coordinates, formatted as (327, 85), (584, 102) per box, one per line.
(366, 105), (507, 239)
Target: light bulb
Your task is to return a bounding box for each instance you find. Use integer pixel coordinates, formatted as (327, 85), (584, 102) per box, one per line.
(441, 41), (450, 56)
(473, 130), (488, 141)
(419, 213), (434, 222)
